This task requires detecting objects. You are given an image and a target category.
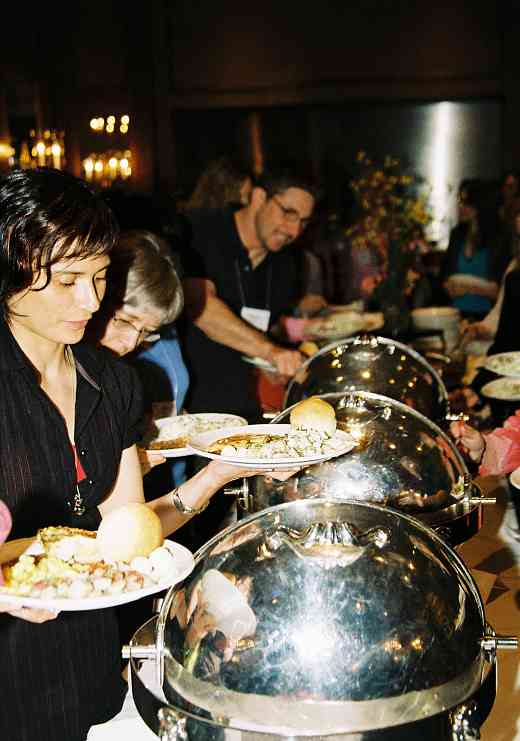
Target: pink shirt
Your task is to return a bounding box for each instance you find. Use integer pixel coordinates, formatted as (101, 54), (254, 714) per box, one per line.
(479, 410), (520, 476)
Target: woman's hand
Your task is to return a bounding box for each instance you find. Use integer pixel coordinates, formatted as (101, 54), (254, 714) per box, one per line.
(449, 420), (486, 463)
(461, 320), (494, 343)
(0, 600), (60, 623)
(205, 460), (299, 487)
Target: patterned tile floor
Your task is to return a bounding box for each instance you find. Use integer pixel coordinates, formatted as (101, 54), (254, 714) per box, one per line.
(456, 475), (520, 741)
(89, 476), (520, 740)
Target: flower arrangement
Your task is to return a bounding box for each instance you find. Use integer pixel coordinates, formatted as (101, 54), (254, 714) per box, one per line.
(345, 152), (433, 326)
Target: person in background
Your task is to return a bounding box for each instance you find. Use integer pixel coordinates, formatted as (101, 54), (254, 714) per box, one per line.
(0, 168), (273, 741)
(181, 155), (253, 211)
(441, 179), (500, 320)
(464, 200), (520, 347)
(87, 229), (189, 487)
(99, 189), (191, 485)
(497, 170), (520, 230)
(179, 162), (322, 423)
(450, 415), (520, 477)
(304, 180), (385, 307)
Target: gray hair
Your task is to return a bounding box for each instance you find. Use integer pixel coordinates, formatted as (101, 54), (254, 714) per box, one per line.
(108, 230), (183, 325)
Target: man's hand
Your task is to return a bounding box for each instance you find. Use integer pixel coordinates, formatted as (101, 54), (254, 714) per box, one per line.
(267, 347), (303, 376)
(298, 293), (328, 317)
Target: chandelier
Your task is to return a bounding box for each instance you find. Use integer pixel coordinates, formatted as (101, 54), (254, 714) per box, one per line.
(82, 114), (132, 186)
(19, 130), (65, 170)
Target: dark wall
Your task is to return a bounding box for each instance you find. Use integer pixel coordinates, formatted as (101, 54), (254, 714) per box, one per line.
(3, 0), (520, 192)
(166, 0), (502, 105)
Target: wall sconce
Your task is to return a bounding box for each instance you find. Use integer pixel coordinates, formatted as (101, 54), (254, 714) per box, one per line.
(82, 149), (132, 186)
(90, 114), (130, 135)
(0, 141), (15, 173)
(19, 130), (65, 170)
(83, 114), (132, 186)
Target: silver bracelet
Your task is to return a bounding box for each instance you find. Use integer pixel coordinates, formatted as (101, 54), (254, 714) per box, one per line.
(170, 488), (209, 515)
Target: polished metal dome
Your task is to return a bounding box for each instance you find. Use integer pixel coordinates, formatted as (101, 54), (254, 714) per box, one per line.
(244, 391), (488, 545)
(151, 499), (501, 735)
(284, 336), (449, 422)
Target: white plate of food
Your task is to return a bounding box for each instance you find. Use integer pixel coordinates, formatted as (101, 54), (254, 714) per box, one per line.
(0, 505), (194, 611)
(142, 412), (247, 457)
(188, 424), (356, 469)
(481, 377), (520, 402)
(446, 273), (494, 293)
(304, 311), (384, 341)
(484, 352), (520, 378)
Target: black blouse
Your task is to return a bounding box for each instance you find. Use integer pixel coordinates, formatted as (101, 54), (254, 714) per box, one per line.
(0, 320), (143, 741)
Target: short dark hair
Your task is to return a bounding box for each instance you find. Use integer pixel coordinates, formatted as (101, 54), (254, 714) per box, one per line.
(254, 161), (322, 202)
(0, 168), (119, 313)
(458, 178), (484, 209)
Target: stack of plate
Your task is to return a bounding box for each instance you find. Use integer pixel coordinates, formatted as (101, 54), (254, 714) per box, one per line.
(482, 351), (520, 401)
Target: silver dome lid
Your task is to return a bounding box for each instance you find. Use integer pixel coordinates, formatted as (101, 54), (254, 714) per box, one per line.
(156, 499), (495, 735)
(246, 392), (480, 539)
(284, 336), (449, 421)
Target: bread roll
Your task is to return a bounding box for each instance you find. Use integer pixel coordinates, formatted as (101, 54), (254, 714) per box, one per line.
(289, 397), (337, 436)
(97, 503), (163, 562)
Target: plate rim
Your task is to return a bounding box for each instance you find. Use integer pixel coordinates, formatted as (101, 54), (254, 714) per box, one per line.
(0, 539), (194, 611)
(143, 412), (248, 455)
(481, 377), (520, 401)
(484, 351), (520, 378)
(447, 273), (493, 288)
(187, 423), (356, 469)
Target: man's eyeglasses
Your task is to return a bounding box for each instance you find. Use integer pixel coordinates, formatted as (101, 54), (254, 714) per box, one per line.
(272, 195), (312, 230)
(111, 314), (160, 344)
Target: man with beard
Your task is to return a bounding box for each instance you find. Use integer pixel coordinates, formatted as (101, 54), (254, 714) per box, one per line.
(179, 163), (322, 422)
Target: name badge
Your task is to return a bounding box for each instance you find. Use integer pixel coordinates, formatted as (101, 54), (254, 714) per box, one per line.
(240, 306), (271, 332)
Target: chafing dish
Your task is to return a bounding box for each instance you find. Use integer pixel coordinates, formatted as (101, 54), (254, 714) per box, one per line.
(241, 391), (493, 546)
(285, 335), (449, 423)
(125, 499), (516, 740)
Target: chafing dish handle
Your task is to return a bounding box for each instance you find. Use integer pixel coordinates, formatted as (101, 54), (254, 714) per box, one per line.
(481, 635), (518, 652)
(265, 521), (390, 566)
(468, 479), (496, 506)
(121, 644), (156, 660)
(223, 478), (251, 510)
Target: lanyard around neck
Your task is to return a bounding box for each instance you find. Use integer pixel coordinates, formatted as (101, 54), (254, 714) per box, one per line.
(234, 259), (272, 311)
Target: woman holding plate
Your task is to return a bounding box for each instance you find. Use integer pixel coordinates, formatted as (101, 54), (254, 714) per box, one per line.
(441, 179), (500, 320)
(0, 168), (270, 741)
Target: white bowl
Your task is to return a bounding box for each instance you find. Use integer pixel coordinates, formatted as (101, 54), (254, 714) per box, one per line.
(411, 306), (460, 332)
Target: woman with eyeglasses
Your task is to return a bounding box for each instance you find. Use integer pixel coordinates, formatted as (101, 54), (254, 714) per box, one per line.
(85, 229), (190, 479)
(0, 169), (273, 741)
